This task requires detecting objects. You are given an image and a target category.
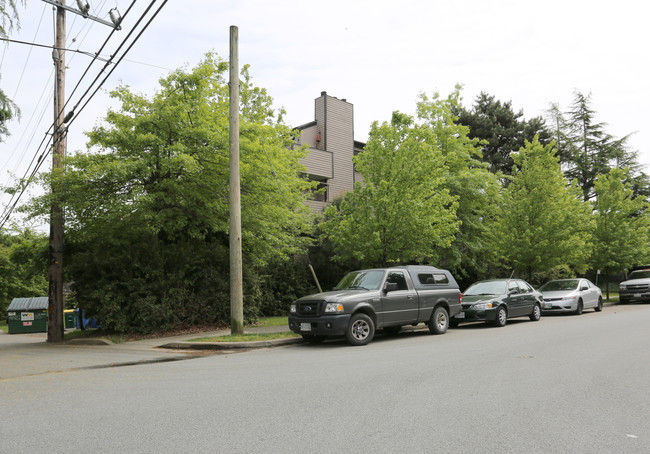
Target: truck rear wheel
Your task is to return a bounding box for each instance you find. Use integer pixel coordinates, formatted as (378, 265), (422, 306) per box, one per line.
(346, 313), (375, 346)
(428, 306), (449, 335)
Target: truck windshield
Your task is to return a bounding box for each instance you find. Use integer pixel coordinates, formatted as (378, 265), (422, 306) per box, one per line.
(629, 270), (650, 279)
(335, 270), (384, 291)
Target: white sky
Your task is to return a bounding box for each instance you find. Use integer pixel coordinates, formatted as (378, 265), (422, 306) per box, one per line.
(1, 0), (648, 225)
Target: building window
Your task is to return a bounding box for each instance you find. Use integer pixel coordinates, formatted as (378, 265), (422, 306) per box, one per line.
(309, 182), (328, 202)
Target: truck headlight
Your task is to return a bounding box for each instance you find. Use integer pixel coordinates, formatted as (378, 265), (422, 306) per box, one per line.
(473, 302), (494, 310)
(324, 303), (344, 313)
(620, 284), (627, 290)
(290, 303), (297, 313)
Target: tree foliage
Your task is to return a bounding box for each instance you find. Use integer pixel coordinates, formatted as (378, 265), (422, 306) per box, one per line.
(0, 0), (23, 37)
(416, 88), (501, 282)
(454, 92), (552, 175)
(320, 110), (458, 267)
(0, 0), (24, 140)
(590, 168), (650, 281)
(495, 137), (592, 281)
(25, 53), (315, 332)
(555, 91), (648, 201)
(0, 228), (48, 313)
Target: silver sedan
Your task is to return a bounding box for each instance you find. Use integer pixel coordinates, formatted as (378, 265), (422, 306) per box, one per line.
(539, 278), (603, 315)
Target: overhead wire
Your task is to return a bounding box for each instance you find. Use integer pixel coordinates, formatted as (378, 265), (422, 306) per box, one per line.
(0, 5), (49, 179)
(0, 0), (169, 229)
(0, 37), (113, 61)
(0, 0), (137, 226)
(9, 70), (55, 176)
(0, 2), (90, 216)
(64, 0), (150, 126)
(1, 0), (112, 182)
(10, 6), (48, 100)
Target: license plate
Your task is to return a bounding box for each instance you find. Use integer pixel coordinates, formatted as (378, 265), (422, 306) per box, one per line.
(300, 323), (311, 332)
(455, 312), (465, 319)
(544, 302), (552, 309)
(634, 293), (642, 298)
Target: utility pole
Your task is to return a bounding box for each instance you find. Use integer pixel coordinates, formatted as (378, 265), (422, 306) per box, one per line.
(229, 25), (243, 335)
(47, 0), (66, 342)
(43, 0), (121, 342)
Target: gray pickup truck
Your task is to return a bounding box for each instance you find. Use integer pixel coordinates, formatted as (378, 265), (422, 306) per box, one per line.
(288, 265), (461, 346)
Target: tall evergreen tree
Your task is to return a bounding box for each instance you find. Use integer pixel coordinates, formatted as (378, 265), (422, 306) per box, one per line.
(562, 91), (644, 201)
(454, 92), (552, 175)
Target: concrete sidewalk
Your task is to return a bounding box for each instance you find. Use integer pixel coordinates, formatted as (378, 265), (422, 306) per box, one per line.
(0, 325), (301, 380)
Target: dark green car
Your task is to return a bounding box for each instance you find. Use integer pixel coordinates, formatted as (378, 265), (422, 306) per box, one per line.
(452, 279), (542, 327)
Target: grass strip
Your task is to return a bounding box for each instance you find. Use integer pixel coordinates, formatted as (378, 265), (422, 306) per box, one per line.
(253, 316), (288, 327)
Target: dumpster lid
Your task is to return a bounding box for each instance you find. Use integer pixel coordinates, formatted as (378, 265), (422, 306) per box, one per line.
(7, 297), (49, 311)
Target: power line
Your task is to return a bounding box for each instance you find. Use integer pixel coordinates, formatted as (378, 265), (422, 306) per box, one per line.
(0, 9), (47, 198)
(0, 1), (103, 205)
(1, 0), (138, 220)
(1, 0), (169, 229)
(0, 37), (113, 61)
(63, 0), (152, 126)
(10, 7), (48, 101)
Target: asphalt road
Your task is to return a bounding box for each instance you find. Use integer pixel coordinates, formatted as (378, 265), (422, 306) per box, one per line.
(2, 304), (649, 453)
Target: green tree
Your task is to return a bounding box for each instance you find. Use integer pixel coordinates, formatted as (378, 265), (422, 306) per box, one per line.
(320, 111), (459, 267)
(416, 88), (501, 282)
(23, 53), (315, 332)
(0, 228), (48, 313)
(590, 168), (650, 297)
(496, 137), (592, 282)
(0, 0), (24, 140)
(454, 92), (552, 175)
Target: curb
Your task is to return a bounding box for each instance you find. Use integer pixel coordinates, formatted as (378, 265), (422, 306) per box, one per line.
(159, 337), (303, 350)
(67, 338), (113, 345)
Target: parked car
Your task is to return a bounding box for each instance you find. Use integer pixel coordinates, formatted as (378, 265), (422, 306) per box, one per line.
(288, 265), (461, 346)
(539, 278), (603, 314)
(619, 269), (650, 304)
(451, 279), (542, 327)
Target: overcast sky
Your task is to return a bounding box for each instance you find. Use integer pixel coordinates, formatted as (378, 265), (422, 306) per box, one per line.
(1, 0), (648, 224)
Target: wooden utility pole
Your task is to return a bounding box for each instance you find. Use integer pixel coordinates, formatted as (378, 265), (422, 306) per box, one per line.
(47, 0), (66, 343)
(229, 25), (244, 335)
(43, 0), (120, 341)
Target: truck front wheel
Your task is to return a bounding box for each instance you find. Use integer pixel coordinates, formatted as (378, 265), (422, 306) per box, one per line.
(428, 306), (449, 335)
(346, 313), (375, 346)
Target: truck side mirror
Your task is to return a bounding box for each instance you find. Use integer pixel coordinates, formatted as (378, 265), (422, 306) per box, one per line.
(384, 282), (399, 293)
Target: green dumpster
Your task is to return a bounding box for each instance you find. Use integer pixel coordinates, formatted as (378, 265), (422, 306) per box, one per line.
(7, 297), (49, 334)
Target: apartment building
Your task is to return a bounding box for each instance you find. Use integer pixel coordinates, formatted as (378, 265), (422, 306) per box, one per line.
(294, 91), (364, 211)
